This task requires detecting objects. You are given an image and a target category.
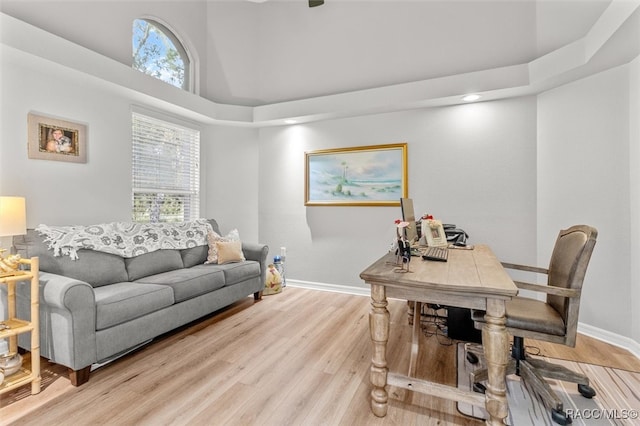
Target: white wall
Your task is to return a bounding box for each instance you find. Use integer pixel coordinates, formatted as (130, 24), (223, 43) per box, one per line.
(258, 97), (537, 288)
(202, 124), (260, 242)
(205, 2), (259, 106)
(537, 65), (631, 337)
(630, 56), (640, 345)
(0, 48), (134, 225)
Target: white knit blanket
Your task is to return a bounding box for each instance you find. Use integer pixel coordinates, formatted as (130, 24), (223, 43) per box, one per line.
(36, 219), (212, 260)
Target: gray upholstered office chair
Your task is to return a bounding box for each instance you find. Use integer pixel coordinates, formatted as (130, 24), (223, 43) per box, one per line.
(469, 225), (598, 425)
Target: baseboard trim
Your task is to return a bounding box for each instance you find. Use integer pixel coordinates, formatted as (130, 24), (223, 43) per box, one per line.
(288, 279), (640, 360)
(286, 279), (370, 297)
(578, 323), (640, 359)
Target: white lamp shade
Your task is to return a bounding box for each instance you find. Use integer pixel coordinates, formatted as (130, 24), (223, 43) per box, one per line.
(0, 197), (27, 237)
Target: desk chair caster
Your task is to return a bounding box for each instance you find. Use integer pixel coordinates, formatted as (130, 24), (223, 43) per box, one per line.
(552, 408), (572, 425)
(577, 383), (596, 398)
(472, 382), (486, 394)
(547, 382), (595, 426)
(548, 383), (595, 425)
(548, 384), (596, 425)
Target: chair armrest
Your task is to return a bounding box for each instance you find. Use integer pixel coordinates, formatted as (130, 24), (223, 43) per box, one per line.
(501, 262), (549, 275)
(514, 280), (580, 298)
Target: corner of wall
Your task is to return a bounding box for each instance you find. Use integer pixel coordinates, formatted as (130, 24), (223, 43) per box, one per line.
(629, 55), (640, 345)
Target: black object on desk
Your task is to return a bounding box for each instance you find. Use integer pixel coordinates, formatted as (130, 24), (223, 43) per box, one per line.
(422, 246), (448, 262)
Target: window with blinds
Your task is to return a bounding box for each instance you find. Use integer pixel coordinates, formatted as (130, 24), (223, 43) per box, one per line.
(132, 112), (200, 223)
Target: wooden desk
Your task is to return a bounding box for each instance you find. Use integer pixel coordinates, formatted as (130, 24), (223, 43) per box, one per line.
(360, 246), (517, 425)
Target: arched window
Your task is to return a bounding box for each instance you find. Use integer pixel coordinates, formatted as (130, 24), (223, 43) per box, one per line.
(132, 18), (190, 90)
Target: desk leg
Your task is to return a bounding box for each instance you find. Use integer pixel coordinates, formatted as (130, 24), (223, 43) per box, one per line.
(369, 284), (389, 417)
(482, 299), (510, 425)
(408, 301), (421, 378)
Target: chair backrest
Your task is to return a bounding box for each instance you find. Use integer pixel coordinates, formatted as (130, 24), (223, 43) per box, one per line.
(546, 225), (597, 345)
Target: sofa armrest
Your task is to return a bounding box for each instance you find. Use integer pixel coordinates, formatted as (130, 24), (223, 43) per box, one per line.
(242, 242), (269, 286)
(37, 272), (98, 371)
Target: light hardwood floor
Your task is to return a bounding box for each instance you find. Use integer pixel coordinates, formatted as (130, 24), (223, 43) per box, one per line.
(1, 287), (639, 425)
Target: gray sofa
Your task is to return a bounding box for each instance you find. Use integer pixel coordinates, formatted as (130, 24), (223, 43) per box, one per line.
(2, 219), (268, 386)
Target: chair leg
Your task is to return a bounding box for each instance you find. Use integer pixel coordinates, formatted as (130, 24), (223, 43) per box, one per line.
(526, 357), (590, 386)
(520, 360), (564, 412)
(520, 360), (574, 425)
(471, 358), (516, 383)
(511, 336), (526, 360)
(511, 336), (526, 376)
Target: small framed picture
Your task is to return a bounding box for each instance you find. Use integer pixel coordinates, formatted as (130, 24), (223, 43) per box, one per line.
(423, 219), (448, 247)
(27, 113), (87, 163)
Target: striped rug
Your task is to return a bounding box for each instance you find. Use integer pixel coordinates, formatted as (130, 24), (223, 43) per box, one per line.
(456, 343), (640, 425)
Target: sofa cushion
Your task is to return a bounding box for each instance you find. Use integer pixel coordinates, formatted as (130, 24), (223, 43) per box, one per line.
(14, 230), (128, 287)
(125, 250), (184, 281)
(180, 245), (209, 268)
(218, 261), (261, 286)
(205, 229), (245, 264)
(94, 282), (174, 330)
(135, 266), (227, 303)
(216, 240), (244, 264)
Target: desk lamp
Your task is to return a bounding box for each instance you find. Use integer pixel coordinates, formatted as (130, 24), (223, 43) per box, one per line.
(0, 196), (26, 277)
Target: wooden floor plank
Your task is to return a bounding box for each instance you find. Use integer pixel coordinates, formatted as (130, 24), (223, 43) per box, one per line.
(1, 287), (638, 426)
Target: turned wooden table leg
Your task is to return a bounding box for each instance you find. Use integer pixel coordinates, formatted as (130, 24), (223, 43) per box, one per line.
(482, 298), (510, 425)
(369, 284), (390, 417)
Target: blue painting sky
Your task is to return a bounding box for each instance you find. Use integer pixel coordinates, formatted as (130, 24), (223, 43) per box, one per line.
(310, 149), (402, 182)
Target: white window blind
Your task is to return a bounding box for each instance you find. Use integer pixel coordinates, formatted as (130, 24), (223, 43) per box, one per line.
(132, 111), (200, 223)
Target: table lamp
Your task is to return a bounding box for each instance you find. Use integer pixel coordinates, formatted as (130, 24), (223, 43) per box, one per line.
(0, 196), (26, 277)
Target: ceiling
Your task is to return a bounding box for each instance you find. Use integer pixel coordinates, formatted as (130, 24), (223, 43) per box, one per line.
(219, 0), (638, 123)
(205, 0), (638, 108)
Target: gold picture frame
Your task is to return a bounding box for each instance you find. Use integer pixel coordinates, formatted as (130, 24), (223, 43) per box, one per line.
(27, 113), (87, 163)
(305, 143), (408, 206)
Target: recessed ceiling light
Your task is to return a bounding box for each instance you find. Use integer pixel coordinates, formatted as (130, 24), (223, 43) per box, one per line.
(462, 94), (481, 102)
(284, 119), (297, 124)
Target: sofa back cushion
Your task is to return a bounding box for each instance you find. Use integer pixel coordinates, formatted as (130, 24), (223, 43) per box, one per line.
(179, 219), (221, 268)
(125, 249), (184, 281)
(13, 230), (128, 287)
(180, 245), (209, 268)
(14, 219), (223, 285)
(208, 218), (221, 235)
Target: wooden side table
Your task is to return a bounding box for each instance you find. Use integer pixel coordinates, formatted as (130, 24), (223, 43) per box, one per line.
(0, 257), (40, 395)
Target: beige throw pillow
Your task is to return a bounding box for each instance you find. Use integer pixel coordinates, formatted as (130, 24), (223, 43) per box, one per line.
(216, 240), (244, 264)
(206, 229), (245, 264)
